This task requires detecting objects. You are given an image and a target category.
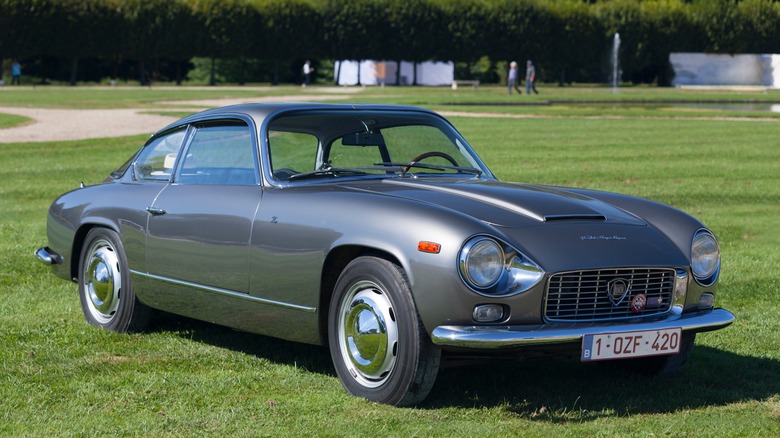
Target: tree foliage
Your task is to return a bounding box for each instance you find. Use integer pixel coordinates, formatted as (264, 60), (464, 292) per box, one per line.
(1, 0), (779, 85)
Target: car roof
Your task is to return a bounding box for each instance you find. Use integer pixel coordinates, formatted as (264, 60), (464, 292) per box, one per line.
(154, 102), (437, 136)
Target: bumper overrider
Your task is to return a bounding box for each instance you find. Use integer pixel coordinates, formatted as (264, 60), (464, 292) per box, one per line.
(431, 307), (735, 349)
(35, 246), (63, 265)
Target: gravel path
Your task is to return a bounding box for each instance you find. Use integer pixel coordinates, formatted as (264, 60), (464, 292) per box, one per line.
(0, 93), (353, 144)
(2, 93), (776, 144)
(0, 107), (181, 143)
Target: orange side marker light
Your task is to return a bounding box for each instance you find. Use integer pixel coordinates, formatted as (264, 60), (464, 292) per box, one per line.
(418, 241), (441, 254)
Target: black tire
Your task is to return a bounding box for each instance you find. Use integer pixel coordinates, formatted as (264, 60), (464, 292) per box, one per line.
(78, 227), (151, 332)
(615, 332), (696, 377)
(328, 256), (441, 406)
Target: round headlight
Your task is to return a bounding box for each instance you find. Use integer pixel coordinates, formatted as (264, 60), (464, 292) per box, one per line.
(460, 237), (504, 288)
(691, 230), (720, 283)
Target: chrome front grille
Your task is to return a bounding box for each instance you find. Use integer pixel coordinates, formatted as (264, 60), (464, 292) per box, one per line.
(545, 268), (675, 322)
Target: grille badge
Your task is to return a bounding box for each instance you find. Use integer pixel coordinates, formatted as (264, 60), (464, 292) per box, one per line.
(631, 294), (648, 313)
(607, 279), (630, 306)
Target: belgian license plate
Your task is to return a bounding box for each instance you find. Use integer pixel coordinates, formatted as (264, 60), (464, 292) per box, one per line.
(581, 328), (681, 362)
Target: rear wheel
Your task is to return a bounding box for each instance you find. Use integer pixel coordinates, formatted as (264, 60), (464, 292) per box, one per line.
(328, 256), (440, 406)
(78, 228), (151, 332)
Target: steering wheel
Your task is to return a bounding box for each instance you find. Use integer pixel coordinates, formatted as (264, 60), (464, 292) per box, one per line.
(405, 151), (459, 172)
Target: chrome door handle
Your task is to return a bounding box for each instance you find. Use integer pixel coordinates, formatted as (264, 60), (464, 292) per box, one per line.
(146, 207), (167, 216)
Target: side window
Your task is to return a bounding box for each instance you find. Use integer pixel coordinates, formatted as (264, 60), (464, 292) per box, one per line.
(177, 122), (257, 185)
(268, 130), (319, 180)
(134, 129), (186, 181)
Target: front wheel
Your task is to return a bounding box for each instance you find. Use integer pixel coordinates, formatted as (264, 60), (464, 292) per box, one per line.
(78, 227), (151, 332)
(328, 257), (440, 406)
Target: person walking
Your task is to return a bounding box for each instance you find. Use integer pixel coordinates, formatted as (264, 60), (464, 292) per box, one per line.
(525, 60), (538, 95)
(507, 61), (521, 95)
(11, 60), (22, 85)
(302, 60), (313, 87)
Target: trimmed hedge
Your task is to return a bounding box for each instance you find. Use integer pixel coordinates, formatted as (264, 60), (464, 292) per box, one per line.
(1, 0), (779, 85)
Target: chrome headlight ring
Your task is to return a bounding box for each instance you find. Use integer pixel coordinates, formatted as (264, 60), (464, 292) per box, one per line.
(458, 236), (544, 296)
(691, 229), (720, 286)
(459, 237), (503, 288)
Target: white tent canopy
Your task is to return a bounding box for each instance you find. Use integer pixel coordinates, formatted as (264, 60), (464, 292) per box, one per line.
(334, 60), (454, 86)
(670, 53), (780, 87)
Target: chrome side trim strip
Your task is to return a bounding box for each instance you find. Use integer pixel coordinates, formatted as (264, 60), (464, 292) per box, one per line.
(130, 270), (317, 313)
(431, 308), (735, 349)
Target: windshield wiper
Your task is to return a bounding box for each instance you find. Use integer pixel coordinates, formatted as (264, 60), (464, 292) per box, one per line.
(286, 167), (368, 182)
(374, 162), (483, 177)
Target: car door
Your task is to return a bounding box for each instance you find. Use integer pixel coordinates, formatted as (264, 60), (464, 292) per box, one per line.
(122, 127), (188, 272)
(145, 120), (262, 295)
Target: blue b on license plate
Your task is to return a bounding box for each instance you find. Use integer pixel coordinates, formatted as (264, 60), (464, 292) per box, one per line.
(581, 328), (682, 361)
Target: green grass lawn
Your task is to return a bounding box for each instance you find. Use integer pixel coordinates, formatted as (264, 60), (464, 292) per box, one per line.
(1, 86), (779, 435)
(0, 86), (294, 109)
(0, 112), (30, 129)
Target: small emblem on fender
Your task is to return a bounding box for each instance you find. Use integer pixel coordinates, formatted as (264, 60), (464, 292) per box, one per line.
(608, 279), (630, 306)
(631, 294), (647, 313)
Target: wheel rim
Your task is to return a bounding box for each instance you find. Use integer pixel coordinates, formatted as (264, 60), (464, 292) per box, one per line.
(338, 280), (399, 388)
(83, 238), (122, 324)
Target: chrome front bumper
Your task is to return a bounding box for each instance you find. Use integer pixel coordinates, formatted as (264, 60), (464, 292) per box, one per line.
(35, 246), (63, 265)
(431, 308), (735, 349)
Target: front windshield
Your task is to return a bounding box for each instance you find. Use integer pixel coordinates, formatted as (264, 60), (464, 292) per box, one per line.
(266, 109), (491, 182)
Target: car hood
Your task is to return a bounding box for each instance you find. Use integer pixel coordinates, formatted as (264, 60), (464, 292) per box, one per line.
(342, 178), (688, 270)
(373, 178), (646, 227)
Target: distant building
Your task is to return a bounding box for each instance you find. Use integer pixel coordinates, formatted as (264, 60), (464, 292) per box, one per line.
(670, 53), (780, 88)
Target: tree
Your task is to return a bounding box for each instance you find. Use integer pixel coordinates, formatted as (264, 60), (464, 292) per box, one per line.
(548, 0), (605, 85)
(115, 0), (200, 85)
(260, 0), (323, 84)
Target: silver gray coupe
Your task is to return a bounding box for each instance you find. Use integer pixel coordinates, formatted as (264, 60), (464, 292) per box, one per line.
(36, 103), (734, 406)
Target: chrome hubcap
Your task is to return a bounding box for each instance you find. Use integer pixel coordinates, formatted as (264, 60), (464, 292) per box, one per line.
(83, 239), (121, 324)
(338, 280), (398, 388)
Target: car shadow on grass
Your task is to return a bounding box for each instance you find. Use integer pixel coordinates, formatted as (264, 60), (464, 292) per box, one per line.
(148, 313), (335, 376)
(426, 345), (779, 417)
(150, 315), (777, 416)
